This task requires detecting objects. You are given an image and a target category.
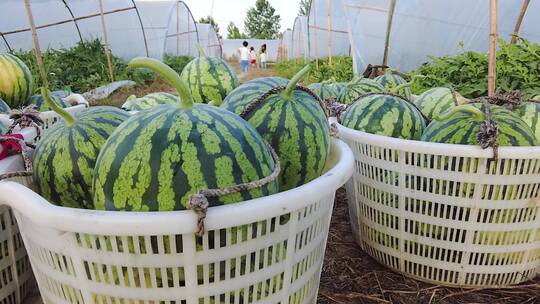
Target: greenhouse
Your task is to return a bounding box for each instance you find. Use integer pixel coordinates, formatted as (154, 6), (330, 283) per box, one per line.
(2, 0), (540, 303)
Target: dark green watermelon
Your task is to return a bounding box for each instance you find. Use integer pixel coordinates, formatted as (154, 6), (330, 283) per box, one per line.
(308, 81), (339, 100)
(180, 44), (239, 105)
(33, 101), (129, 209)
(414, 87), (469, 121)
(0, 97), (9, 114)
(337, 79), (385, 105)
(422, 103), (536, 146)
(223, 65), (330, 191)
(341, 93), (426, 140)
(221, 77), (289, 113)
(515, 101), (540, 143)
(27, 90), (70, 112)
(93, 58), (278, 211)
(375, 72), (412, 101)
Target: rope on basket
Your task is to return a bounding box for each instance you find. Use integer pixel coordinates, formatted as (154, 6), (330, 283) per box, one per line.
(472, 98), (499, 160)
(188, 144), (281, 237)
(0, 135), (33, 181)
(7, 105), (43, 139)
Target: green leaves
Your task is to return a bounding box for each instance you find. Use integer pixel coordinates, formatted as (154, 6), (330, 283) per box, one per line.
(274, 56), (354, 84)
(409, 38), (540, 99)
(244, 0), (281, 39)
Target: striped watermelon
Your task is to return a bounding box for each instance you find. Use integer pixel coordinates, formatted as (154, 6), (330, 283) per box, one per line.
(27, 90), (70, 112)
(375, 72), (412, 101)
(93, 58), (278, 211)
(121, 92), (179, 111)
(337, 79), (385, 105)
(414, 87), (469, 121)
(221, 77), (289, 113)
(223, 65), (330, 191)
(308, 81), (339, 100)
(0, 97), (9, 114)
(0, 54), (34, 108)
(33, 98), (129, 209)
(514, 101), (540, 142)
(422, 103), (536, 146)
(180, 44), (239, 105)
(341, 94), (426, 140)
(330, 82), (346, 97)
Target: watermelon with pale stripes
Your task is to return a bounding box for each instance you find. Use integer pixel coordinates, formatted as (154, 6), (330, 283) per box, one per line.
(93, 58), (278, 211)
(375, 72), (412, 101)
(514, 101), (540, 143)
(180, 47), (239, 105)
(121, 92), (179, 111)
(341, 94), (426, 140)
(422, 103), (536, 146)
(308, 82), (339, 100)
(414, 87), (468, 121)
(0, 54), (34, 108)
(0, 97), (9, 114)
(224, 66), (330, 191)
(27, 91), (70, 112)
(221, 77), (288, 113)
(33, 106), (129, 209)
(337, 79), (385, 105)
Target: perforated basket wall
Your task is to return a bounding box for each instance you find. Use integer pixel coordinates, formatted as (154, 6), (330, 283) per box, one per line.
(0, 140), (354, 303)
(39, 104), (88, 130)
(337, 123), (540, 287)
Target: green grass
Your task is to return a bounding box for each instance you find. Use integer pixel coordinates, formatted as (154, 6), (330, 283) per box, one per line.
(274, 56), (354, 85)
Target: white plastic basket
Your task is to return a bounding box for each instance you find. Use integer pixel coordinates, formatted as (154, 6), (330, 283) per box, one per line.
(0, 139), (353, 304)
(336, 122), (540, 287)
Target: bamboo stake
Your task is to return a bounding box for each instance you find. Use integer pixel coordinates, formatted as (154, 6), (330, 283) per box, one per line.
(325, 0), (333, 66)
(23, 0), (48, 89)
(382, 0), (396, 69)
(488, 0), (498, 97)
(511, 0), (530, 44)
(98, 0), (114, 82)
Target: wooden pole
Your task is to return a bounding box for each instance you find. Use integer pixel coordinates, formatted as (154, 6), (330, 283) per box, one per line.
(98, 0), (115, 82)
(382, 0), (396, 68)
(511, 0), (530, 44)
(326, 0), (333, 66)
(488, 0), (498, 96)
(23, 0), (48, 89)
(313, 1), (319, 69)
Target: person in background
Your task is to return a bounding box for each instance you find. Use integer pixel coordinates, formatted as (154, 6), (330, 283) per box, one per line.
(249, 46), (257, 68)
(237, 41), (249, 73)
(259, 44), (268, 69)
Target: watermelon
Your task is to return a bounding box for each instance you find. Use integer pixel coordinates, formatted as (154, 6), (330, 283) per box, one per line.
(223, 65), (330, 191)
(221, 77), (289, 113)
(0, 97), (9, 114)
(515, 101), (540, 142)
(331, 82), (346, 96)
(27, 90), (70, 112)
(422, 103), (536, 146)
(33, 92), (130, 209)
(93, 58), (278, 211)
(308, 81), (339, 100)
(414, 87), (469, 121)
(0, 121), (6, 135)
(533, 95), (540, 102)
(121, 92), (179, 111)
(0, 53), (34, 108)
(180, 44), (239, 105)
(341, 93), (426, 140)
(375, 71), (412, 101)
(337, 79), (384, 105)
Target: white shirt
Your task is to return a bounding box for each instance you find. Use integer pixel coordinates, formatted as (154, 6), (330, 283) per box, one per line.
(260, 52), (267, 62)
(238, 47), (250, 61)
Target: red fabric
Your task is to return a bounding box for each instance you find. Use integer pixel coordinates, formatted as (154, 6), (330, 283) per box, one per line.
(0, 134), (24, 161)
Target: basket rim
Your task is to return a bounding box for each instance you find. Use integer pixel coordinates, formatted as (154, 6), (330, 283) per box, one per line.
(0, 138), (354, 236)
(335, 121), (540, 159)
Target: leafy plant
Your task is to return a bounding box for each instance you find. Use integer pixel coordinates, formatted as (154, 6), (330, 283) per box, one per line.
(274, 56), (354, 84)
(163, 54), (193, 74)
(409, 37), (540, 99)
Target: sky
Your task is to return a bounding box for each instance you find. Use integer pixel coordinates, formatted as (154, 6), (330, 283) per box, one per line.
(142, 0), (300, 36)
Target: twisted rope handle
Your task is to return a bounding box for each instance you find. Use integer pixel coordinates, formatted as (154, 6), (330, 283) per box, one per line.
(0, 136), (33, 181)
(7, 105), (43, 140)
(188, 143), (281, 237)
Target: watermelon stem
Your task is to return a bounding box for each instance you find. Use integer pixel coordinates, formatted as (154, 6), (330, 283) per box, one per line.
(41, 87), (76, 127)
(196, 43), (207, 57)
(389, 82), (412, 95)
(128, 57), (194, 109)
(283, 65), (311, 97)
(435, 104), (485, 122)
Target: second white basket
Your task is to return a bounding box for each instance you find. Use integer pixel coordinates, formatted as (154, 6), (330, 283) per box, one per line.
(0, 139), (353, 304)
(337, 122), (540, 288)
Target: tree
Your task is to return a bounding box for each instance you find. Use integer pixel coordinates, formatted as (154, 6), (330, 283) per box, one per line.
(244, 0), (281, 39)
(199, 16), (220, 35)
(298, 0), (312, 16)
(227, 22), (247, 39)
